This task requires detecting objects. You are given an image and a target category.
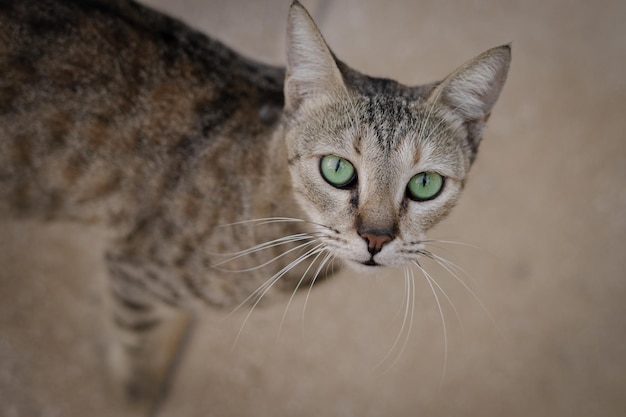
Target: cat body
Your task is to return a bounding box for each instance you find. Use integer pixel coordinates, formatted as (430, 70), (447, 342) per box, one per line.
(0, 0), (304, 308)
(0, 0), (510, 409)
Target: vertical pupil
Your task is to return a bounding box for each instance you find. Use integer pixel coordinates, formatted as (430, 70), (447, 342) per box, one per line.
(421, 174), (428, 187)
(334, 159), (342, 172)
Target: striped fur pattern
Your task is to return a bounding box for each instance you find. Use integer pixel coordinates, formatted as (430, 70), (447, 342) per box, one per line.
(0, 0), (510, 408)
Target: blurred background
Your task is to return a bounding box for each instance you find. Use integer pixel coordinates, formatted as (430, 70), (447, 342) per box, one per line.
(1, 0), (625, 416)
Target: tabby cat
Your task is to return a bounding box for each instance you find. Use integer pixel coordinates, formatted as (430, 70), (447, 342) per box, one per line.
(0, 0), (510, 411)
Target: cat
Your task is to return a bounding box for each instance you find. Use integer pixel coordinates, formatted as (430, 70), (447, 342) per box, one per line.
(0, 0), (511, 411)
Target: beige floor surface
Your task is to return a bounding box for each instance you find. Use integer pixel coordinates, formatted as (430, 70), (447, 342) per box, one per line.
(1, 0), (625, 416)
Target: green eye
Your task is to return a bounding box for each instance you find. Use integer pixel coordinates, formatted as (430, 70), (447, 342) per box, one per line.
(407, 172), (444, 201)
(320, 155), (356, 188)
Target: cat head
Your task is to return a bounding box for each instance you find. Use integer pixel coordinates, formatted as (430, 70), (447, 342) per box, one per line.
(283, 1), (510, 272)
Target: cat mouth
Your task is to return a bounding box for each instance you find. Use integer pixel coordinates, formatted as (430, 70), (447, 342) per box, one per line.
(359, 258), (383, 267)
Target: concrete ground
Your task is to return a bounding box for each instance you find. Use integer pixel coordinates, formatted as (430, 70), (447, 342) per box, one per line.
(1, 0), (625, 416)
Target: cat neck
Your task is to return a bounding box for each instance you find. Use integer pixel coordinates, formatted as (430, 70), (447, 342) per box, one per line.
(256, 122), (306, 224)
(154, 114), (307, 241)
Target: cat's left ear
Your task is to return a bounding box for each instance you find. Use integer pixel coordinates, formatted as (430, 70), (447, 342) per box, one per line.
(284, 1), (347, 112)
(428, 45), (511, 158)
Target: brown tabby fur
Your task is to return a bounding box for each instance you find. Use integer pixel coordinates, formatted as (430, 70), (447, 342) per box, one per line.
(0, 0), (510, 410)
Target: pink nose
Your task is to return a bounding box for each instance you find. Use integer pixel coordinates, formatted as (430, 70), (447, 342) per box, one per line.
(359, 232), (393, 255)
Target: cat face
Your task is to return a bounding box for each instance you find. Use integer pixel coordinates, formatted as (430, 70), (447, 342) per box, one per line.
(283, 2), (510, 271)
(285, 95), (468, 271)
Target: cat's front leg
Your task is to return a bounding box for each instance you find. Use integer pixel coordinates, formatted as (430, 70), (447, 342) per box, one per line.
(105, 254), (194, 413)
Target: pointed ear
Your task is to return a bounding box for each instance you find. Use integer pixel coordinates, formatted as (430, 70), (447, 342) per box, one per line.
(284, 1), (347, 112)
(428, 45), (511, 155)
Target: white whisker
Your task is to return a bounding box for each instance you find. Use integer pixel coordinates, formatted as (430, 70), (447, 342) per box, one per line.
(278, 248), (327, 339)
(388, 269), (409, 322)
(216, 217), (308, 228)
(417, 255), (463, 328)
(325, 255), (338, 279)
(230, 243), (326, 349)
(228, 242), (326, 317)
(422, 239), (483, 251)
(300, 251), (334, 335)
(413, 260), (448, 387)
(422, 250), (499, 334)
(212, 238), (319, 273)
(423, 250), (475, 285)
(210, 233), (315, 260)
(373, 266), (415, 373)
(217, 216), (336, 232)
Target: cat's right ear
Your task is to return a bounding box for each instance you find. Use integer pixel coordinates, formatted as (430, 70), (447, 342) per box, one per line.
(284, 1), (347, 112)
(427, 45), (511, 158)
